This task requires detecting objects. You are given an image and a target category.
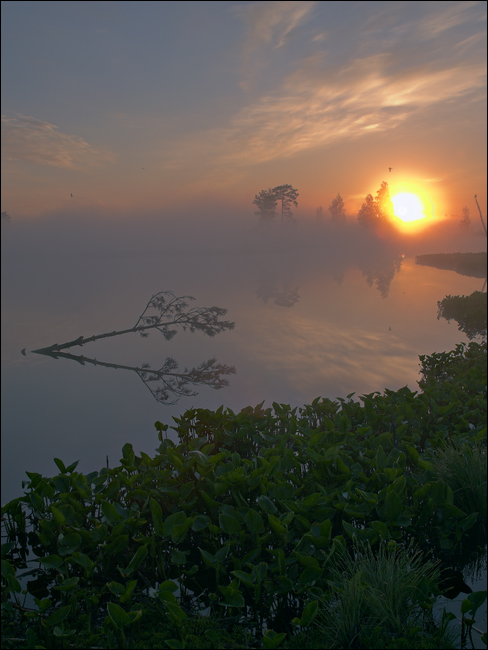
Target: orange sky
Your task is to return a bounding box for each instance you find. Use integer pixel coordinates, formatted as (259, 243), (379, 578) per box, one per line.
(1, 1), (486, 223)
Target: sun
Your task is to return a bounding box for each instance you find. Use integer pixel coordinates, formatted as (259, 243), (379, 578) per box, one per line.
(391, 192), (425, 222)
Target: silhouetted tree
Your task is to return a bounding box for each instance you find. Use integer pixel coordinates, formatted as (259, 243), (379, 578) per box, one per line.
(357, 182), (394, 226)
(253, 188), (278, 224)
(375, 181), (394, 220)
(315, 206), (324, 223)
(273, 184), (299, 230)
(357, 194), (377, 226)
(329, 193), (346, 221)
(460, 206), (471, 230)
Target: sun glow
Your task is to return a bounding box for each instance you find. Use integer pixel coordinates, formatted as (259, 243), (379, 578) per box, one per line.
(390, 185), (437, 232)
(392, 193), (425, 222)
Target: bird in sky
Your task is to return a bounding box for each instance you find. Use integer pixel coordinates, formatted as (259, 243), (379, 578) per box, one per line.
(70, 193), (73, 197)
(389, 167), (392, 172)
(21, 348), (26, 356)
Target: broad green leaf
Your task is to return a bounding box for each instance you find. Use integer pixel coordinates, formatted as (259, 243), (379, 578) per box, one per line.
(171, 549), (187, 565)
(7, 574), (21, 592)
(162, 511), (186, 538)
(215, 545), (230, 564)
(269, 482), (295, 500)
(199, 548), (216, 566)
(371, 521), (390, 539)
(171, 517), (194, 543)
(165, 601), (188, 621)
(107, 582), (125, 597)
(101, 501), (123, 526)
(47, 605), (71, 626)
(263, 630), (287, 649)
(219, 514), (242, 535)
(120, 544), (148, 576)
(71, 552), (93, 571)
(54, 577), (80, 592)
(53, 458), (67, 474)
(218, 585), (245, 608)
(38, 555), (64, 570)
(299, 600), (319, 626)
(375, 446), (388, 470)
(191, 515), (210, 531)
(268, 514), (287, 535)
(298, 567), (323, 586)
(245, 508), (265, 534)
(65, 460), (80, 473)
(50, 506), (66, 526)
(461, 591), (487, 614)
(150, 498), (164, 536)
(107, 601), (130, 629)
(231, 570), (254, 585)
(120, 580), (137, 604)
(257, 495), (278, 515)
(384, 488), (403, 523)
(58, 533), (82, 556)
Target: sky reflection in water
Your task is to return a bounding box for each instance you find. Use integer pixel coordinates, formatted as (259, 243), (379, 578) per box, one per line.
(1, 215), (485, 504)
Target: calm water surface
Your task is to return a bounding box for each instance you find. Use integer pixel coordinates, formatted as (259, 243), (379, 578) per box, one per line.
(1, 216), (485, 505)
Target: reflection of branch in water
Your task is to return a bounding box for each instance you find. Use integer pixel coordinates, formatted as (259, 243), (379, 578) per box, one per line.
(32, 291), (235, 355)
(32, 348), (236, 405)
(27, 291), (236, 404)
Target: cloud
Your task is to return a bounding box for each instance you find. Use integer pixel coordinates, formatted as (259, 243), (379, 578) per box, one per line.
(1, 114), (114, 169)
(163, 51), (485, 174)
(419, 0), (482, 39)
(241, 0), (316, 50)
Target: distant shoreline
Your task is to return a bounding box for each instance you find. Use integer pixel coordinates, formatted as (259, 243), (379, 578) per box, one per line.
(415, 252), (487, 279)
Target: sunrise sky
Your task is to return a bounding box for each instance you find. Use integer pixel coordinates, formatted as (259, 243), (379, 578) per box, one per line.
(1, 0), (486, 222)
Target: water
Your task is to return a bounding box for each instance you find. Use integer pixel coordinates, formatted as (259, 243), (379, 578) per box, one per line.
(2, 215), (485, 505)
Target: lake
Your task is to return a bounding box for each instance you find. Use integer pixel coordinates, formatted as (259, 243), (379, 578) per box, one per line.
(2, 213), (485, 505)
(1, 213), (487, 646)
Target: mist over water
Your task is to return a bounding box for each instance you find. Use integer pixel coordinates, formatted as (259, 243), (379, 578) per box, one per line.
(1, 207), (486, 504)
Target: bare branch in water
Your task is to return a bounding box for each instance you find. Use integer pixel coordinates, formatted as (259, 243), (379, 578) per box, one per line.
(31, 291), (235, 354)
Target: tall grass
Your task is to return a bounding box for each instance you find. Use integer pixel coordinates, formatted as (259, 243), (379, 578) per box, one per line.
(431, 441), (487, 536)
(313, 541), (456, 649)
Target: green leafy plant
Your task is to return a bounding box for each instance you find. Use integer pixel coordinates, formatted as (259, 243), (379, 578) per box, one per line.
(1, 342), (486, 649)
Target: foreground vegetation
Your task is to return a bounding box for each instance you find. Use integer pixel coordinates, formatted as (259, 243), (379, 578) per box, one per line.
(2, 342), (487, 649)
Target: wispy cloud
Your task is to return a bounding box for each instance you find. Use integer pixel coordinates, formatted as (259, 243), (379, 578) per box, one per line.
(419, 0), (482, 39)
(238, 1), (316, 89)
(163, 52), (485, 173)
(1, 114), (114, 169)
(241, 0), (316, 49)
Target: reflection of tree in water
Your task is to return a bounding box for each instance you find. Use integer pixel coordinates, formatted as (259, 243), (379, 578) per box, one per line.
(29, 291), (236, 405)
(437, 291), (487, 340)
(256, 271), (300, 308)
(361, 253), (403, 298)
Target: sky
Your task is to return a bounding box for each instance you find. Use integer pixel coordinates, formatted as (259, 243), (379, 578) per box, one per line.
(1, 0), (486, 223)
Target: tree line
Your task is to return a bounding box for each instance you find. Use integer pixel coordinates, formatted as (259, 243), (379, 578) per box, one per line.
(253, 182), (480, 230)
(252, 182), (395, 227)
